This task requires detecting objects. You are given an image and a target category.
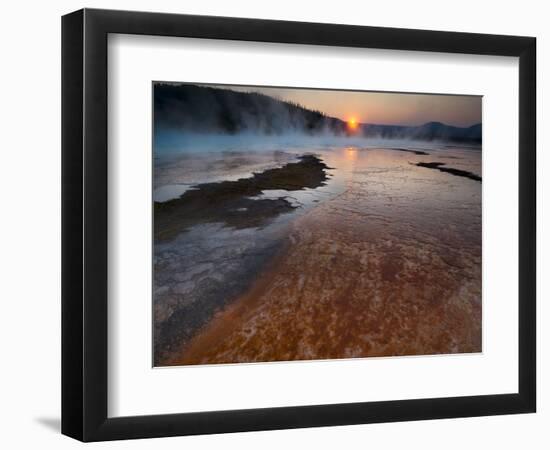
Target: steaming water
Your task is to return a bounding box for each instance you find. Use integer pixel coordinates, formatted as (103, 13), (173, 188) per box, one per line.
(153, 138), (481, 365)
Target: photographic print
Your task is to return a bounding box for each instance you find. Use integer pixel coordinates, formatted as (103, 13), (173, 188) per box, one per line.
(153, 83), (482, 367)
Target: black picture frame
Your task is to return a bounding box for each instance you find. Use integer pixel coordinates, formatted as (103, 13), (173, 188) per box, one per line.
(62, 8), (536, 442)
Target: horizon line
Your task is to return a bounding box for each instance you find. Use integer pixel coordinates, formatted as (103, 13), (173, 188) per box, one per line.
(154, 81), (482, 129)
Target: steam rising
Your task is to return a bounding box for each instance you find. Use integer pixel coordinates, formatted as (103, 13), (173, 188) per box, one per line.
(154, 83), (482, 156)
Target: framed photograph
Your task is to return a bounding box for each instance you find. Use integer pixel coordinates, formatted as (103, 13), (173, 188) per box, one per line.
(62, 8), (536, 441)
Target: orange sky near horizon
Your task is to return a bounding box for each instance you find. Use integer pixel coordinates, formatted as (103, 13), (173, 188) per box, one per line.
(208, 84), (482, 128)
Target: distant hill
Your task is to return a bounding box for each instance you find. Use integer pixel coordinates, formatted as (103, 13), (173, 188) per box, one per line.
(361, 121), (482, 142)
(154, 83), (346, 135)
(154, 84), (481, 143)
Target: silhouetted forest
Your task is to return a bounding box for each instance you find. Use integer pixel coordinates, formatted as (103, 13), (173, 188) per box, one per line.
(154, 84), (481, 143)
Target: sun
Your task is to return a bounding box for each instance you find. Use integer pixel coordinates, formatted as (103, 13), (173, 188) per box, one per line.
(347, 117), (359, 132)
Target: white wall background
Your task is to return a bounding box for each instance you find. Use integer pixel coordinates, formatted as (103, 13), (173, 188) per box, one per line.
(0, 0), (546, 448)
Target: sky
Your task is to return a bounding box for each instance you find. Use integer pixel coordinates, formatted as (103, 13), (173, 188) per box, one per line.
(208, 84), (482, 128)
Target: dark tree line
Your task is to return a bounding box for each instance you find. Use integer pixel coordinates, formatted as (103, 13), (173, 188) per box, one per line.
(154, 83), (481, 143)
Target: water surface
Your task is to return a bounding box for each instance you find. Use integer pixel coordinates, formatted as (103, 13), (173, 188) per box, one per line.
(153, 141), (481, 365)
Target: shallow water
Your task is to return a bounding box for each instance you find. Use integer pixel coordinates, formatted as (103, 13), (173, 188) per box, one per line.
(153, 142), (481, 365)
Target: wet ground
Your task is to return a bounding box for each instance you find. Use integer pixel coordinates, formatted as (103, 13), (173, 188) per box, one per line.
(153, 143), (481, 366)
